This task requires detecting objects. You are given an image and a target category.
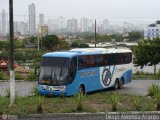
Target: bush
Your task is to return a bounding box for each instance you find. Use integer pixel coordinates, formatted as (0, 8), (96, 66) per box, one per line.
(110, 94), (119, 112)
(30, 84), (39, 96)
(132, 98), (142, 111)
(35, 95), (45, 113)
(156, 70), (160, 78)
(27, 71), (37, 81)
(147, 83), (160, 97)
(154, 91), (160, 111)
(74, 92), (86, 112)
(15, 73), (23, 80)
(0, 71), (9, 80)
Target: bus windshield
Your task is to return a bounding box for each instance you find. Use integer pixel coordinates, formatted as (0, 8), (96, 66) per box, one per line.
(39, 57), (69, 86)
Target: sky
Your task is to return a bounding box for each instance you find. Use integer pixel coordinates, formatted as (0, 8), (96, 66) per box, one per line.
(0, 0), (160, 24)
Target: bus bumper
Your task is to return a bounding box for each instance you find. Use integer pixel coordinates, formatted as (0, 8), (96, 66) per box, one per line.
(38, 89), (67, 96)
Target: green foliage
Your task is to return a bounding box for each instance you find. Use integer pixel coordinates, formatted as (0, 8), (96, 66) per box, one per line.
(30, 84), (39, 96)
(71, 42), (79, 48)
(22, 36), (38, 45)
(0, 71), (9, 80)
(15, 73), (23, 80)
(27, 71), (37, 81)
(35, 95), (45, 113)
(147, 83), (160, 97)
(14, 51), (27, 62)
(109, 93), (119, 111)
(15, 40), (25, 48)
(154, 91), (160, 111)
(74, 92), (86, 112)
(134, 37), (160, 74)
(79, 43), (89, 48)
(111, 34), (124, 42)
(0, 51), (8, 60)
(99, 34), (112, 42)
(42, 35), (59, 51)
(132, 98), (142, 111)
(128, 31), (143, 42)
(0, 41), (9, 51)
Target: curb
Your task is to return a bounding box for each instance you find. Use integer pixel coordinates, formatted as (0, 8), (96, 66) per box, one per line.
(1, 111), (160, 119)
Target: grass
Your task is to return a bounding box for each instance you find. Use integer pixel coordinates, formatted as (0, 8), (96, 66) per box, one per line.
(0, 91), (157, 115)
(132, 71), (160, 80)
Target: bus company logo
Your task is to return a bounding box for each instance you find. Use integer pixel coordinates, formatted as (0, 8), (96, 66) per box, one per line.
(102, 68), (112, 86)
(80, 70), (96, 78)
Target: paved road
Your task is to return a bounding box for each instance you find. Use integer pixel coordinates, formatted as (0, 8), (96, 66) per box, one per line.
(0, 80), (160, 97)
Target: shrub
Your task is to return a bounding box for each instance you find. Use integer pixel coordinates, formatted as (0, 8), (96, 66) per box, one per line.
(15, 73), (23, 80)
(35, 95), (45, 113)
(30, 84), (39, 96)
(27, 71), (37, 81)
(147, 83), (160, 97)
(154, 91), (160, 111)
(0, 71), (9, 80)
(74, 91), (86, 112)
(132, 98), (142, 111)
(110, 93), (119, 112)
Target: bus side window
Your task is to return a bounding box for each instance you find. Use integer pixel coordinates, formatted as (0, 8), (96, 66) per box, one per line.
(69, 57), (77, 83)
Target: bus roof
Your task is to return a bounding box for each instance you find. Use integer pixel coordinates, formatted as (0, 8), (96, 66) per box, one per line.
(43, 48), (132, 58)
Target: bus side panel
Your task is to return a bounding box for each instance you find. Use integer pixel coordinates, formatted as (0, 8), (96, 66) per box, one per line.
(121, 69), (132, 84)
(66, 67), (103, 95)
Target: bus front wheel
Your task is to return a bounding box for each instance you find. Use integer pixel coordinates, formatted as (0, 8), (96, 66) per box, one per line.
(79, 85), (85, 94)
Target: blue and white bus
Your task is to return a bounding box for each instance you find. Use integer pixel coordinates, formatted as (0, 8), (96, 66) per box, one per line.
(38, 48), (132, 96)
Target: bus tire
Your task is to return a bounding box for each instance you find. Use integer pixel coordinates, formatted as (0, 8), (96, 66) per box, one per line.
(118, 78), (124, 89)
(79, 85), (85, 94)
(113, 79), (119, 90)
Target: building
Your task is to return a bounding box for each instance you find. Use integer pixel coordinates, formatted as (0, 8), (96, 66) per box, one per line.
(29, 3), (36, 36)
(1, 9), (8, 35)
(0, 19), (1, 33)
(103, 19), (109, 31)
(80, 17), (88, 32)
(67, 18), (77, 32)
(144, 20), (160, 39)
(37, 25), (48, 36)
(19, 21), (28, 35)
(39, 14), (44, 26)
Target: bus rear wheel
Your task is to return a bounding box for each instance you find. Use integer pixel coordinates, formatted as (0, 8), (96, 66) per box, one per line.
(113, 79), (119, 90)
(118, 78), (124, 89)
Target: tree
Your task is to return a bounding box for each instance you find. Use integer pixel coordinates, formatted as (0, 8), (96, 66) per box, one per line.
(100, 34), (112, 43)
(134, 37), (160, 74)
(0, 41), (9, 51)
(71, 42), (79, 48)
(128, 31), (143, 42)
(79, 43), (89, 48)
(42, 35), (59, 51)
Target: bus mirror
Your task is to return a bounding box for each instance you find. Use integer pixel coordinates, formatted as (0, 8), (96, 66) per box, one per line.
(35, 67), (40, 76)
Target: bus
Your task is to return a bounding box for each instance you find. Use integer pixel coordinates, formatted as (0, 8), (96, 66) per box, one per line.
(37, 48), (132, 96)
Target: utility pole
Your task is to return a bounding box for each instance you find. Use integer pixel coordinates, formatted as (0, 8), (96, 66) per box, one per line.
(95, 19), (97, 48)
(9, 0), (15, 106)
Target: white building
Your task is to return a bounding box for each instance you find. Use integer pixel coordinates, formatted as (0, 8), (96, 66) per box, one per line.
(103, 19), (109, 31)
(1, 9), (8, 35)
(67, 18), (77, 32)
(39, 14), (44, 26)
(80, 17), (88, 32)
(29, 3), (36, 36)
(144, 21), (160, 39)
